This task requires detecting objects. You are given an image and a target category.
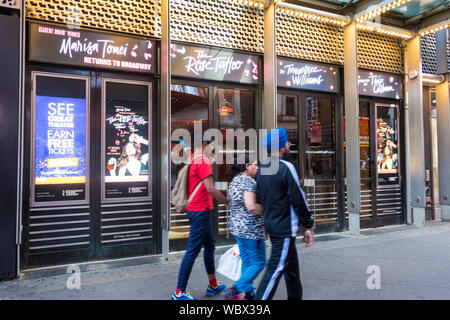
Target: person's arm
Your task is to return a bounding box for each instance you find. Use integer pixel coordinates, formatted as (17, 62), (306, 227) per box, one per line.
(243, 191), (263, 215)
(203, 176), (229, 206)
(284, 164), (315, 247)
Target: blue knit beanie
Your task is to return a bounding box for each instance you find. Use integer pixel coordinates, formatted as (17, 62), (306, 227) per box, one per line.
(262, 128), (288, 151)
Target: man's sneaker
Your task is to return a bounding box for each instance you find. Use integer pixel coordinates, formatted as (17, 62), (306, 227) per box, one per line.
(205, 282), (227, 297)
(244, 290), (256, 300)
(171, 291), (199, 300)
(226, 288), (243, 300)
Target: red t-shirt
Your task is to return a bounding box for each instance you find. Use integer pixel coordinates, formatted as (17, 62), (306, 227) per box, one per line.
(187, 153), (214, 211)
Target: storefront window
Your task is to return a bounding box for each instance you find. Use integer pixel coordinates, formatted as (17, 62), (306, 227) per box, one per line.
(216, 88), (255, 184)
(32, 73), (89, 205)
(170, 84), (209, 240)
(305, 96), (335, 179)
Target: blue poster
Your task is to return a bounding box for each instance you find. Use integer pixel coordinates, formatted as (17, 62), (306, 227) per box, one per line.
(35, 96), (86, 185)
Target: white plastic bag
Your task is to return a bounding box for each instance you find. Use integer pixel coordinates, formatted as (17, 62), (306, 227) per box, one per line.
(216, 244), (242, 281)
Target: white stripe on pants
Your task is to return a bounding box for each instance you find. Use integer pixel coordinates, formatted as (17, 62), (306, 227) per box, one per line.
(261, 237), (291, 300)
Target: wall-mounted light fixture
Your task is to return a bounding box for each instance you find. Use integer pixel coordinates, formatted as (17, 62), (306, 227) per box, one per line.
(419, 19), (450, 37)
(355, 0), (412, 23)
(276, 1), (350, 26)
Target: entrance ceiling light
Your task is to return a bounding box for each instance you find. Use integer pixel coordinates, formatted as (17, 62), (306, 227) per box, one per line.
(355, 0), (412, 23)
(276, 1), (350, 26)
(419, 19), (450, 37)
(422, 74), (445, 85)
(357, 21), (415, 40)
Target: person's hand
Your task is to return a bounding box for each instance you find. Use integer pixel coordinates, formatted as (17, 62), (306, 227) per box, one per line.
(302, 228), (314, 248)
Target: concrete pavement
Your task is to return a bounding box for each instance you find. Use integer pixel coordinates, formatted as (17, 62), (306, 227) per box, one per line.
(1, 221), (450, 300)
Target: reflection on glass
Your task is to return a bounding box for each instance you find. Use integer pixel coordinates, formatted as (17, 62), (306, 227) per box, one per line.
(216, 88), (255, 236)
(216, 88), (255, 184)
(305, 96), (335, 179)
(277, 94), (299, 168)
(170, 84), (209, 239)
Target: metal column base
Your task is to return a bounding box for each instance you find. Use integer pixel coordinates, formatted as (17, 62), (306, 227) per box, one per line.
(413, 207), (425, 227)
(162, 229), (169, 260)
(348, 212), (360, 236)
(441, 205), (450, 221)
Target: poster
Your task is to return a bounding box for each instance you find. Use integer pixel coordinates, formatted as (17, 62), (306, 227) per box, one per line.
(377, 106), (399, 185)
(34, 96), (86, 202)
(104, 101), (150, 198)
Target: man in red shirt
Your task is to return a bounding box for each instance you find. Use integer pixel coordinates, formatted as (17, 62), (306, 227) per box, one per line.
(172, 136), (229, 300)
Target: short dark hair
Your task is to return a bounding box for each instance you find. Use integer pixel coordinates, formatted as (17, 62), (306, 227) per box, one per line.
(231, 154), (251, 175)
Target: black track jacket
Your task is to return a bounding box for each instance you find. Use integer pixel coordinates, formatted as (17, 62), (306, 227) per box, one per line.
(256, 157), (314, 238)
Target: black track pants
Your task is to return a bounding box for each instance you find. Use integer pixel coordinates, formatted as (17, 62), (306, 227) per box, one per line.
(255, 236), (302, 300)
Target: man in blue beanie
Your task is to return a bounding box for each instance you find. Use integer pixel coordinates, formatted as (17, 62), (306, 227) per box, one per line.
(255, 128), (314, 300)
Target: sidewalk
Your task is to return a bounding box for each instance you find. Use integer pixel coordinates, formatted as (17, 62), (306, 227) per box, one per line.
(1, 221), (450, 300)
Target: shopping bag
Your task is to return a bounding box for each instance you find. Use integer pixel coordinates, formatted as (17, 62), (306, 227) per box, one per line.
(216, 244), (242, 281)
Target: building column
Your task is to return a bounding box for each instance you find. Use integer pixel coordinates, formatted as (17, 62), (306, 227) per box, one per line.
(436, 74), (450, 221)
(343, 20), (361, 235)
(0, 4), (22, 279)
(160, 0), (171, 259)
(405, 36), (426, 226)
(263, 1), (277, 130)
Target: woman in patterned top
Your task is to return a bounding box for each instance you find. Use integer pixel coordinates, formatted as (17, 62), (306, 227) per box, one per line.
(226, 155), (265, 300)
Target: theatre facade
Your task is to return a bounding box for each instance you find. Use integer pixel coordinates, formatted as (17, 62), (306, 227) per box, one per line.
(0, 0), (449, 278)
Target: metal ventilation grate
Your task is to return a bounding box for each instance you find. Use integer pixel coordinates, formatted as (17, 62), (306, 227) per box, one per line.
(25, 0), (407, 74)
(1, 0), (20, 9)
(421, 34), (437, 74)
(25, 0), (159, 38)
(168, 0), (264, 53)
(358, 31), (404, 74)
(276, 12), (344, 65)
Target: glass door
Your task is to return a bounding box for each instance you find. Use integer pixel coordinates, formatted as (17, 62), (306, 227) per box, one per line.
(169, 82), (257, 249)
(215, 87), (256, 238)
(99, 77), (154, 259)
(358, 100), (376, 228)
(302, 94), (338, 231)
(277, 94), (299, 168)
(345, 100), (404, 228)
(277, 91), (340, 233)
(169, 83), (209, 242)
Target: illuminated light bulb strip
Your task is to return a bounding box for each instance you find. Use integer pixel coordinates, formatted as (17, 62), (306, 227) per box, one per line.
(276, 2), (350, 26)
(422, 74), (445, 84)
(423, 78), (444, 84)
(232, 0), (267, 9)
(357, 22), (415, 40)
(419, 20), (450, 37)
(355, 0), (412, 23)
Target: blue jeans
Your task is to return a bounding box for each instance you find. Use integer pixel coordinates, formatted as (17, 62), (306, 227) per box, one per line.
(177, 210), (216, 291)
(234, 236), (266, 293)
